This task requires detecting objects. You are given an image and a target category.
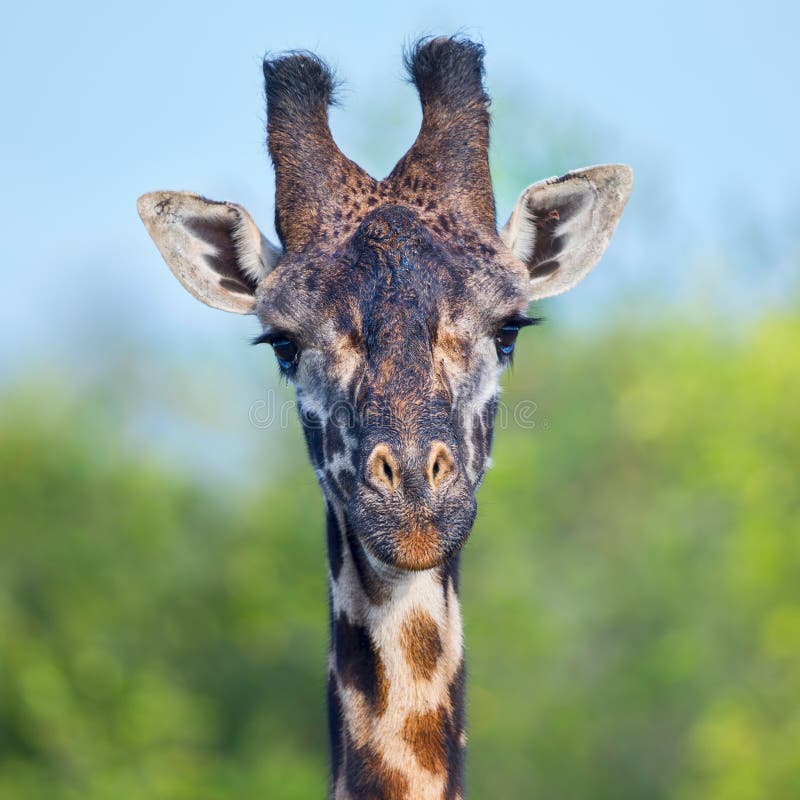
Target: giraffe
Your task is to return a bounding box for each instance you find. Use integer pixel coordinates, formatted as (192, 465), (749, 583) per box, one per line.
(138, 36), (632, 799)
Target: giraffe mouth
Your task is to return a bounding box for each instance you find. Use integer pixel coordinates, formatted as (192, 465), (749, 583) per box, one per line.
(355, 510), (476, 573)
(391, 525), (448, 571)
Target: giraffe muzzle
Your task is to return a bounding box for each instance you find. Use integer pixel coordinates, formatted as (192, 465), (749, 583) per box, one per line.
(349, 439), (477, 571)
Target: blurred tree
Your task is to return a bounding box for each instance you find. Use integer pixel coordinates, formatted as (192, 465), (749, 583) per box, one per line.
(1, 314), (798, 798)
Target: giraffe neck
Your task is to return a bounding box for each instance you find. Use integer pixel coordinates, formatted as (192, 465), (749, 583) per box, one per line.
(325, 505), (466, 800)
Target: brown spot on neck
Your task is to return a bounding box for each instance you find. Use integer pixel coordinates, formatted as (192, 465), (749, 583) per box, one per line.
(400, 609), (443, 680)
(402, 705), (449, 774)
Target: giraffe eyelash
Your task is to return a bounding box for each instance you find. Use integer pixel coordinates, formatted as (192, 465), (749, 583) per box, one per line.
(504, 314), (544, 330)
(252, 330), (301, 377)
(494, 315), (543, 365)
(252, 330), (284, 346)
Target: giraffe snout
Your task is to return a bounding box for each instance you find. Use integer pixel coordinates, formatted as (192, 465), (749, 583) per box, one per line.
(352, 435), (476, 571)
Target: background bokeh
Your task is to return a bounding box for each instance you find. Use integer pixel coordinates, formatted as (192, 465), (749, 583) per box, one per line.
(1, 2), (798, 798)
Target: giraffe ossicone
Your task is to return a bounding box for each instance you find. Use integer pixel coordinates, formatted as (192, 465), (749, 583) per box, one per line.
(138, 35), (632, 799)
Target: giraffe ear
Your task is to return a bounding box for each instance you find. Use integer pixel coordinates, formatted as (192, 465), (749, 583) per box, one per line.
(137, 191), (282, 314)
(500, 165), (633, 300)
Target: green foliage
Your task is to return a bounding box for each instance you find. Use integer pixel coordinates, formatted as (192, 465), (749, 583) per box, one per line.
(1, 316), (798, 798)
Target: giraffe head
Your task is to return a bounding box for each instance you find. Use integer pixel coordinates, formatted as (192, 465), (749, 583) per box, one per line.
(138, 37), (632, 574)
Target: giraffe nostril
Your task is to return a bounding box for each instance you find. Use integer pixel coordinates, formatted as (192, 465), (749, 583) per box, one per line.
(426, 441), (455, 490)
(366, 444), (400, 493)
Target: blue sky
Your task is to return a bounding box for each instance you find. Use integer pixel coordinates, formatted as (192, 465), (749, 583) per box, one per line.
(1, 0), (797, 376)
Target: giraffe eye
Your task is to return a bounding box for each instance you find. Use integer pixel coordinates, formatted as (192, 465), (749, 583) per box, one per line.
(251, 330), (301, 374)
(495, 325), (520, 358)
(271, 338), (299, 371)
(493, 314), (542, 362)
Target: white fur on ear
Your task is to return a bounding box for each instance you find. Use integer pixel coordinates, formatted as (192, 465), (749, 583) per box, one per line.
(137, 191), (282, 314)
(229, 207), (282, 286)
(501, 164), (633, 300)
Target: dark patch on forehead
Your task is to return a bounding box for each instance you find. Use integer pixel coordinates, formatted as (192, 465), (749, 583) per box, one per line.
(345, 206), (470, 376)
(334, 614), (388, 716)
(354, 204), (421, 250)
(353, 211), (438, 310)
